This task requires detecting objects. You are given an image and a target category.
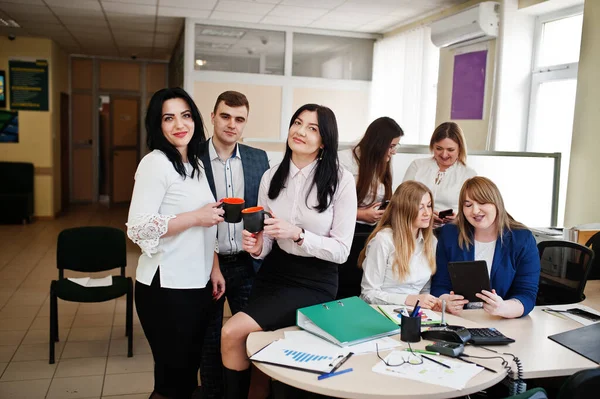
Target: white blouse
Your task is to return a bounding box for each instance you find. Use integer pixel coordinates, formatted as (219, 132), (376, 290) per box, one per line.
(475, 239), (497, 276)
(360, 228), (436, 305)
(256, 159), (357, 264)
(403, 157), (476, 213)
(126, 150), (217, 289)
(338, 148), (385, 207)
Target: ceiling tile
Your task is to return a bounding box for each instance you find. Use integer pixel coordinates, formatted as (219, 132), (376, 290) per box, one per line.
(106, 12), (155, 25)
(316, 11), (381, 24)
(214, 1), (275, 15)
(109, 21), (155, 32)
(210, 11), (262, 23)
(279, 0), (344, 8)
(104, 0), (157, 4)
(45, 0), (101, 11)
(157, 7), (210, 18)
(267, 5), (329, 20)
(153, 32), (176, 48)
(26, 24), (69, 34)
(309, 20), (363, 31)
(159, 0), (217, 9)
(61, 16), (109, 28)
(0, 0), (44, 4)
(102, 1), (157, 16)
(50, 6), (104, 18)
(225, 0), (280, 3)
(260, 16), (314, 27)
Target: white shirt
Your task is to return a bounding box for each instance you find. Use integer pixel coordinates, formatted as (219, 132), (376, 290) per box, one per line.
(338, 148), (385, 226)
(475, 239), (497, 276)
(360, 228), (436, 305)
(126, 150), (217, 289)
(256, 159), (357, 264)
(403, 157), (476, 213)
(208, 138), (245, 255)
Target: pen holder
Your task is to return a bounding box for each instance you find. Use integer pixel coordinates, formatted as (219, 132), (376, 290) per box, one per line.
(400, 314), (422, 343)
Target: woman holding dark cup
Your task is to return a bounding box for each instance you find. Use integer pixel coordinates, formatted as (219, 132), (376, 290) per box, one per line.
(220, 104), (357, 398)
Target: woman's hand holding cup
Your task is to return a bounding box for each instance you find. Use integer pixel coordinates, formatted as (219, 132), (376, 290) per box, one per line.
(242, 230), (263, 256)
(195, 202), (224, 227)
(263, 216), (300, 240)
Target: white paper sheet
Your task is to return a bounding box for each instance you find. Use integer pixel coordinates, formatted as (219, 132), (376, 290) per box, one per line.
(372, 350), (483, 390)
(377, 305), (442, 325)
(67, 275), (113, 287)
(542, 304), (600, 326)
(250, 338), (349, 373)
(284, 330), (402, 355)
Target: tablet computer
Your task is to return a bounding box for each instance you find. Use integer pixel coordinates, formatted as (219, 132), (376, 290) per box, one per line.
(447, 261), (491, 302)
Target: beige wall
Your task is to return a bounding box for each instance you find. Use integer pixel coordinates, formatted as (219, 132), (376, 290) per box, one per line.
(518, 0), (549, 9)
(0, 36), (66, 217)
(564, 0), (600, 226)
(435, 40), (496, 151)
(292, 87), (369, 143)
(193, 81), (282, 140)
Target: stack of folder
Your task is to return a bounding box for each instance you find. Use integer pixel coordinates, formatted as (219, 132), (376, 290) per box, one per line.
(296, 296), (400, 347)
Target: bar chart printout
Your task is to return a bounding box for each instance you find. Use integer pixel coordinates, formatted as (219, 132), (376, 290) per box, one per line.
(250, 339), (349, 373)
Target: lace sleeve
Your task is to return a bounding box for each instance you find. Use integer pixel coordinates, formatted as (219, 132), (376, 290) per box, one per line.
(126, 213), (176, 257)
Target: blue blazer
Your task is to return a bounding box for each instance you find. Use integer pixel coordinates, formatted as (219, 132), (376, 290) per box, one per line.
(431, 224), (541, 316)
(199, 141), (269, 208)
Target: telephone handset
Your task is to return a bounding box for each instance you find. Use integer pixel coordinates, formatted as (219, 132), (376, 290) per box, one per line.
(421, 325), (472, 344)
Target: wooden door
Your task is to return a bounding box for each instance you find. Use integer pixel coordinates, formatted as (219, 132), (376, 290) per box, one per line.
(110, 97), (139, 204)
(71, 93), (94, 201)
(60, 92), (70, 211)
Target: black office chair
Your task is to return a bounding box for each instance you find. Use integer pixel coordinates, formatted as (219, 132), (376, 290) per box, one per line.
(584, 231), (600, 280)
(557, 368), (600, 399)
(49, 226), (133, 364)
(336, 231), (370, 300)
(536, 240), (595, 306)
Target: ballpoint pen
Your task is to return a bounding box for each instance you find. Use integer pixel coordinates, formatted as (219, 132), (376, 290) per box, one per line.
(318, 368), (353, 380)
(422, 354), (451, 369)
(403, 349), (440, 356)
(457, 356), (497, 373)
(330, 352), (354, 374)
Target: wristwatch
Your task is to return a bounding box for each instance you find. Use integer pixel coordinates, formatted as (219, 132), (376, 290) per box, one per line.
(294, 228), (305, 243)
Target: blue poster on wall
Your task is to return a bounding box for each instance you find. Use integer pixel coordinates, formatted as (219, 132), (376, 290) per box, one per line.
(0, 110), (19, 143)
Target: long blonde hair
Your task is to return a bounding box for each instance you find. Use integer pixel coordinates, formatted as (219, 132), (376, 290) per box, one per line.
(456, 176), (527, 250)
(358, 181), (436, 281)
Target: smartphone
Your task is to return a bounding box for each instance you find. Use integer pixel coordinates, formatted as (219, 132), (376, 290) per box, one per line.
(378, 200), (390, 210)
(438, 209), (453, 219)
(567, 308), (600, 321)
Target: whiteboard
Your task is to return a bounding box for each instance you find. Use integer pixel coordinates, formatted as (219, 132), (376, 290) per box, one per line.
(265, 148), (559, 228)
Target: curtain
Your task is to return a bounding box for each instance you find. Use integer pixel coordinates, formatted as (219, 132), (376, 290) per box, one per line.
(370, 26), (440, 145)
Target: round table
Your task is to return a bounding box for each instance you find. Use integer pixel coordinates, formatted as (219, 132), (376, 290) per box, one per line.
(247, 312), (507, 399)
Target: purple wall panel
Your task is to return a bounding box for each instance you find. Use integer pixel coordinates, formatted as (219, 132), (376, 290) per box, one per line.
(451, 50), (487, 120)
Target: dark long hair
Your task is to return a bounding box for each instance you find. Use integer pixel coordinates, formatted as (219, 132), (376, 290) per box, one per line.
(268, 104), (339, 213)
(353, 117), (403, 205)
(145, 87), (205, 179)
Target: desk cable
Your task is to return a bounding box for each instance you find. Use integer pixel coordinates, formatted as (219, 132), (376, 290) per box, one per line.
(463, 345), (525, 394)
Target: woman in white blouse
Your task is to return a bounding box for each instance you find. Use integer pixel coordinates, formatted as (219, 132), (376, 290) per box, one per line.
(338, 117), (404, 232)
(220, 104), (357, 398)
(403, 122), (476, 226)
(126, 88), (226, 399)
(359, 180), (438, 308)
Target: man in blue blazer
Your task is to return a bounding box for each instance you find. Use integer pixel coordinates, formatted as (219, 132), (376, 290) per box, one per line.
(198, 91), (269, 399)
(432, 223), (540, 318)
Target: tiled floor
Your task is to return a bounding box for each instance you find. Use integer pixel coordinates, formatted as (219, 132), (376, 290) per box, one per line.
(0, 204), (222, 399)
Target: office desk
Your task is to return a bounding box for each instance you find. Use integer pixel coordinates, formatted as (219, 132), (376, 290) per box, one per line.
(247, 282), (600, 398)
(247, 313), (506, 399)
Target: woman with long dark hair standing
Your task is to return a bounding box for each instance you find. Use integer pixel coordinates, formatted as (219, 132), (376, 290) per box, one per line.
(127, 87), (226, 399)
(339, 117), (404, 233)
(220, 104), (357, 398)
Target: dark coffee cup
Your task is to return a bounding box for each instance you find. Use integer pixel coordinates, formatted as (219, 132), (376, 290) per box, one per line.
(242, 206), (272, 233)
(219, 197), (245, 223)
(400, 314), (422, 343)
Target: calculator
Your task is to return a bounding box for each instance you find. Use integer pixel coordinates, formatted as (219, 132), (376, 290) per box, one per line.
(425, 341), (465, 357)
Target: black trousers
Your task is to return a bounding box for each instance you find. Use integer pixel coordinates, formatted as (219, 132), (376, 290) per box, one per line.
(135, 271), (215, 399)
(200, 253), (255, 399)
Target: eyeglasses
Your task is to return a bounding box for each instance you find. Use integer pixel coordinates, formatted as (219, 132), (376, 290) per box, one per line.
(388, 144), (398, 154)
(376, 343), (423, 367)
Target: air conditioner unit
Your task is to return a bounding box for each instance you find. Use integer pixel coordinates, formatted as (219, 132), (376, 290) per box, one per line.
(431, 1), (500, 49)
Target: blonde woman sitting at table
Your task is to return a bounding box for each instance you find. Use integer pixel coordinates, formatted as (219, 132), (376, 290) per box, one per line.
(359, 180), (438, 309)
(403, 122), (476, 226)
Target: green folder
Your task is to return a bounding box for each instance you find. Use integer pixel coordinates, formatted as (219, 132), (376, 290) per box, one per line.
(296, 296), (400, 347)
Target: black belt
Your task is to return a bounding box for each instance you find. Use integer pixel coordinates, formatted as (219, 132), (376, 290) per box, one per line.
(218, 252), (250, 263)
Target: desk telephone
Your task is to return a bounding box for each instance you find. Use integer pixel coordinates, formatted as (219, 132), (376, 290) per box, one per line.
(421, 325), (472, 344)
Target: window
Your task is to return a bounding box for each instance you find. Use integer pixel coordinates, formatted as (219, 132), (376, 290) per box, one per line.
(292, 34), (374, 81)
(194, 24), (285, 75)
(527, 7), (583, 226)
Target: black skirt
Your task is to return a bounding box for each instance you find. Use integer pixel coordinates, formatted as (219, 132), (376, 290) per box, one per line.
(243, 243), (338, 331)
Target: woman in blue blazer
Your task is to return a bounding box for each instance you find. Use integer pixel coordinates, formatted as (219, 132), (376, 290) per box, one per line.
(431, 176), (540, 318)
